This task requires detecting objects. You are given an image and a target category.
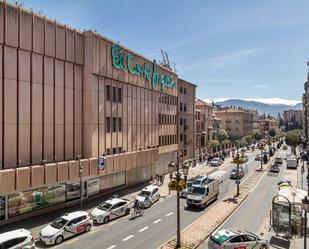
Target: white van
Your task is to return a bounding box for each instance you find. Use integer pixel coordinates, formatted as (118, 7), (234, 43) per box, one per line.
(208, 170), (228, 184)
(286, 158), (298, 169)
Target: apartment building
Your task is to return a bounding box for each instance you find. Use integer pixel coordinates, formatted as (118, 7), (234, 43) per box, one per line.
(215, 108), (253, 138)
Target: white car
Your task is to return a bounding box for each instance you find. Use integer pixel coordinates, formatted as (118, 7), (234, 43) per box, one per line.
(90, 197), (131, 224)
(39, 211), (92, 245)
(136, 185), (160, 208)
(210, 158), (223, 167)
(208, 229), (269, 249)
(0, 229), (35, 249)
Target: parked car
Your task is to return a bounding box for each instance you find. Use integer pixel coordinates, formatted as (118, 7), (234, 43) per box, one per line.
(39, 211), (92, 245)
(90, 197), (131, 224)
(135, 185), (160, 208)
(0, 229), (35, 249)
(283, 145), (288, 150)
(210, 157), (223, 167)
(208, 229), (269, 249)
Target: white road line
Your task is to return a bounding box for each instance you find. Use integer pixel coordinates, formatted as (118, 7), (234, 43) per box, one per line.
(106, 245), (117, 249)
(153, 219), (162, 224)
(166, 212), (173, 217)
(122, 235), (134, 241)
(139, 226), (149, 232)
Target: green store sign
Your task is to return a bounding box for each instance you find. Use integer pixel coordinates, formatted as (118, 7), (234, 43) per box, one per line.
(111, 43), (176, 92)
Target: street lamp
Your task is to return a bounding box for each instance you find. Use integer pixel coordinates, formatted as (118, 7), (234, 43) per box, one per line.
(302, 196), (309, 249)
(259, 144), (264, 170)
(233, 148), (244, 197)
(168, 153), (189, 248)
(76, 155), (83, 210)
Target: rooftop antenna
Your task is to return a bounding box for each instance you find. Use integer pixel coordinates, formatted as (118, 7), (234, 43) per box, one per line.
(160, 49), (166, 65)
(165, 51), (171, 68)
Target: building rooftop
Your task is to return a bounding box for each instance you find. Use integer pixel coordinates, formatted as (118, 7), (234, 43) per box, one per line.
(215, 108), (251, 114)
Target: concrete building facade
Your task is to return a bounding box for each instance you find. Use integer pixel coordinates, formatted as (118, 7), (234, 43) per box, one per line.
(215, 108), (253, 138)
(195, 99), (213, 156)
(178, 79), (196, 162)
(0, 2), (195, 223)
(283, 110), (302, 125)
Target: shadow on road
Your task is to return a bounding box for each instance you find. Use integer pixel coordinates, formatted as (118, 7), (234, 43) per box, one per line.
(269, 236), (291, 249)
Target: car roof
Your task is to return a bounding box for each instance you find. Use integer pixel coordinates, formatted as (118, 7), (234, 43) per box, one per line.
(0, 229), (31, 243)
(142, 185), (159, 191)
(211, 229), (237, 243)
(105, 197), (128, 205)
(62, 211), (88, 220)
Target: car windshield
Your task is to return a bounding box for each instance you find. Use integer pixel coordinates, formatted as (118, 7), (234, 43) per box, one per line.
(139, 191), (151, 197)
(212, 158), (219, 162)
(51, 217), (69, 229)
(187, 182), (193, 188)
(192, 179), (202, 185)
(231, 169), (237, 173)
(97, 202), (112, 211)
(191, 186), (206, 195)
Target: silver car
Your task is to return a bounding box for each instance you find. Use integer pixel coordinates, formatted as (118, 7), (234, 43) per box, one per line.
(208, 229), (269, 249)
(0, 229), (35, 249)
(90, 197), (131, 224)
(136, 185), (160, 208)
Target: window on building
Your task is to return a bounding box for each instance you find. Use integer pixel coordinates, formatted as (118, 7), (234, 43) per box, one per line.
(184, 103), (187, 112)
(180, 134), (183, 141)
(118, 147), (122, 153)
(112, 117), (117, 132)
(184, 134), (187, 144)
(106, 85), (111, 101)
(118, 118), (122, 132)
(159, 114), (161, 125)
(159, 136), (162, 146)
(112, 87), (117, 102)
(106, 148), (111, 155)
(112, 147), (117, 155)
(106, 117), (111, 132)
(183, 149), (187, 156)
(184, 118), (187, 126)
(180, 87), (183, 93)
(180, 118), (183, 125)
(118, 88), (122, 103)
(180, 102), (183, 112)
(184, 88), (187, 94)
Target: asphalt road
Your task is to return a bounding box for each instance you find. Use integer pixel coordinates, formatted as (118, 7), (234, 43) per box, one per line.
(199, 149), (289, 249)
(30, 150), (261, 249)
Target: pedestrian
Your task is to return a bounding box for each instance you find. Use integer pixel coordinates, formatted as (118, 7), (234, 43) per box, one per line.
(155, 174), (159, 184)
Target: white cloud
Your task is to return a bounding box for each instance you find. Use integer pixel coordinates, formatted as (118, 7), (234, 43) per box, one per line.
(207, 97), (301, 106)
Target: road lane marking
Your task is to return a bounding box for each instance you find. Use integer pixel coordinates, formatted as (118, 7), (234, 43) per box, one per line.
(106, 245), (117, 249)
(139, 226), (149, 232)
(153, 219), (162, 224)
(166, 212), (173, 217)
(122, 235), (134, 241)
(66, 237), (79, 244)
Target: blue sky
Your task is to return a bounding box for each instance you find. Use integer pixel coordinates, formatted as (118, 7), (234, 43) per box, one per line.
(23, 0), (309, 102)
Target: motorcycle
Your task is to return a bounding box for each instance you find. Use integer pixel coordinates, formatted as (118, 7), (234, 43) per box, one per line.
(129, 208), (144, 220)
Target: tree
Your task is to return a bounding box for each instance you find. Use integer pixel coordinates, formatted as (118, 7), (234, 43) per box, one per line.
(243, 135), (253, 145)
(269, 128), (276, 137)
(285, 129), (303, 147)
(252, 132), (262, 140)
(208, 140), (220, 148)
(217, 129), (229, 142)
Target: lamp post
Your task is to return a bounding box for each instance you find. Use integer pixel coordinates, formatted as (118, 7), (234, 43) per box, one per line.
(76, 155), (83, 210)
(233, 148), (245, 197)
(259, 144), (264, 170)
(168, 154), (189, 248)
(302, 196), (309, 249)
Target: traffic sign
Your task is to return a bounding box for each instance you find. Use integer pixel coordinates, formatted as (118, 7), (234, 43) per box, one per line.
(98, 156), (106, 170)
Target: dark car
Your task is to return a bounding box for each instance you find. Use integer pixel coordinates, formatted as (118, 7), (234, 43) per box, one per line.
(269, 163), (280, 173)
(229, 168), (244, 179)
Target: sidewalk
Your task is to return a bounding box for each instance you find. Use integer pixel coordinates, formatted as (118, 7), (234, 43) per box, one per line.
(159, 149), (276, 249)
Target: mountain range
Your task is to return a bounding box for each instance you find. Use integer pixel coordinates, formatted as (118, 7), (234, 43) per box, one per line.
(211, 98), (302, 117)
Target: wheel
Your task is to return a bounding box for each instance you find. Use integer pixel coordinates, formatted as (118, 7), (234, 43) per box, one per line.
(260, 244), (268, 249)
(55, 235), (63, 245)
(103, 216), (110, 224)
(125, 208), (130, 215)
(84, 224), (91, 232)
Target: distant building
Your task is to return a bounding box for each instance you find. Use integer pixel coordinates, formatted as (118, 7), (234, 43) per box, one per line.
(303, 60), (309, 142)
(215, 108), (253, 138)
(258, 115), (279, 137)
(195, 99), (214, 155)
(178, 80), (196, 162)
(248, 109), (260, 134)
(283, 110), (302, 125)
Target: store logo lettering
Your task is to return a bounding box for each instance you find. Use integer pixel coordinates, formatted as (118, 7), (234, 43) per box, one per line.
(111, 43), (176, 92)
